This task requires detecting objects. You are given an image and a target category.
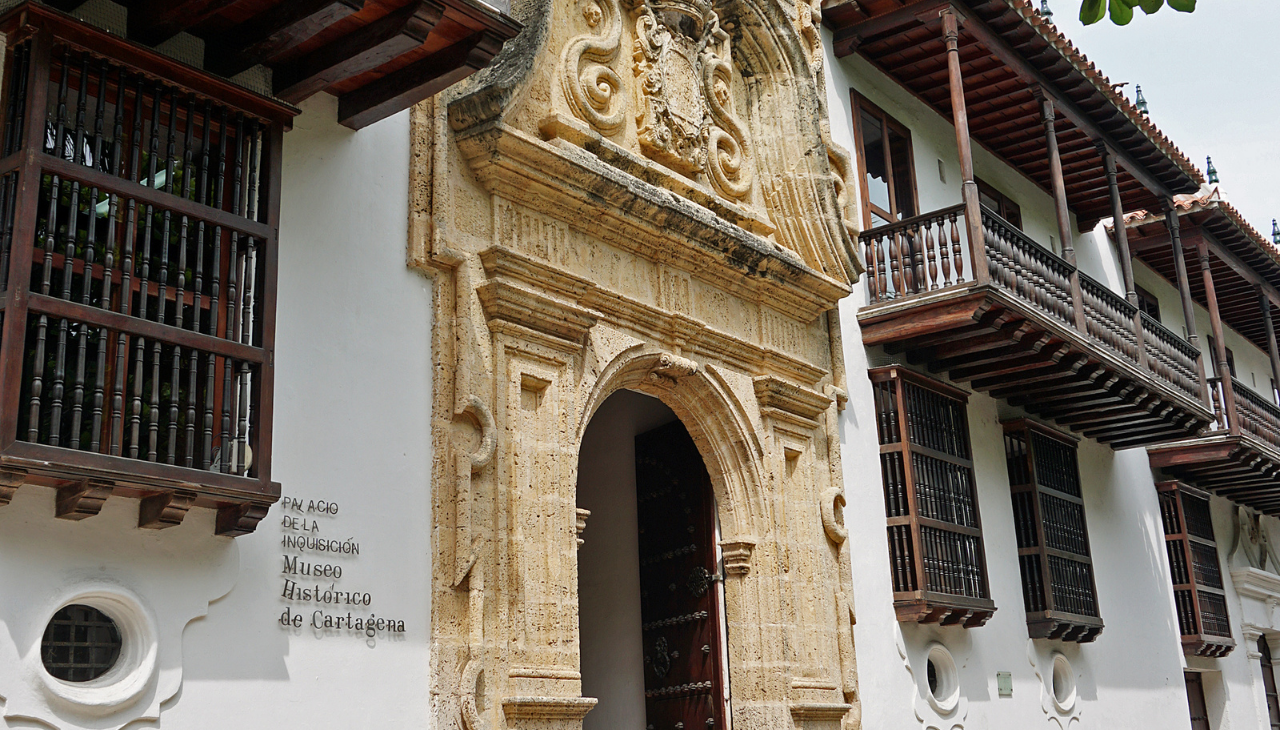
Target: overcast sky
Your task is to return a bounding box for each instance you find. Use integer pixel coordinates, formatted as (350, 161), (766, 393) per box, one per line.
(1044, 0), (1280, 238)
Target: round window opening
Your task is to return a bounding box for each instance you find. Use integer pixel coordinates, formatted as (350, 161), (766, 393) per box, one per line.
(923, 643), (960, 713)
(41, 604), (122, 682)
(1051, 653), (1076, 710)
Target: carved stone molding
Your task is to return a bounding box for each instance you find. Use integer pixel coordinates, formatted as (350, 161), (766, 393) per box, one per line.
(720, 538), (755, 576)
(789, 702), (853, 721)
(502, 696), (599, 722)
(753, 374), (833, 428)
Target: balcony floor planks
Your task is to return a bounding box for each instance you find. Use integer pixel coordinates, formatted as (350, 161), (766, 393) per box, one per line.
(860, 286), (1213, 448)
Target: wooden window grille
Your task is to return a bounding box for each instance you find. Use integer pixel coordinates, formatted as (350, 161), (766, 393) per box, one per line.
(1159, 481), (1234, 657)
(1003, 419), (1103, 642)
(0, 7), (293, 534)
(871, 366), (995, 627)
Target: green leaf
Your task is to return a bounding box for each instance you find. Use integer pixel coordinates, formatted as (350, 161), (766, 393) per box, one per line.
(1168, 0), (1195, 11)
(1137, 0), (1164, 13)
(1080, 0), (1106, 24)
(1109, 0), (1134, 24)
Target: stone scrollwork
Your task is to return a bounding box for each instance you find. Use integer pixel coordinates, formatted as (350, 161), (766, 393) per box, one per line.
(561, 0), (627, 135)
(631, 0), (752, 199)
(821, 487), (848, 546)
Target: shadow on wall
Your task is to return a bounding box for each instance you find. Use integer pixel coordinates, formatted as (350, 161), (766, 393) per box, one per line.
(577, 389), (679, 730)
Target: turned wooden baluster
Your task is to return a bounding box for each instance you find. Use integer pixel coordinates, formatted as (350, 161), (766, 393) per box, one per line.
(864, 236), (879, 302)
(938, 217), (952, 286)
(950, 212), (963, 282)
(925, 220), (938, 290)
(911, 225), (925, 293)
(890, 228), (905, 296)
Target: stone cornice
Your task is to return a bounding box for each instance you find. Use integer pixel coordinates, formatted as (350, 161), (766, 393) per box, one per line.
(453, 120), (851, 322)
(480, 246), (829, 386)
(1232, 567), (1280, 601)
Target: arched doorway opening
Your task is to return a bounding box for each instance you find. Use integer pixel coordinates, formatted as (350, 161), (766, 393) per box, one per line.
(577, 389), (730, 730)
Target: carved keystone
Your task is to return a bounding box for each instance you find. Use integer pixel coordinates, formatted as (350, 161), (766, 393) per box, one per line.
(138, 491), (198, 529)
(0, 468), (27, 505)
(648, 352), (698, 387)
(719, 538), (755, 576)
(55, 479), (115, 520)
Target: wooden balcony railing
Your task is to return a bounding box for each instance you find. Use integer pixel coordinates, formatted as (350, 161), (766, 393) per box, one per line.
(859, 203), (1207, 429)
(0, 14), (293, 534)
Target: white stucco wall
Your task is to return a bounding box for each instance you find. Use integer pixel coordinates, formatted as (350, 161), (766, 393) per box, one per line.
(822, 26), (1276, 730)
(0, 94), (433, 730)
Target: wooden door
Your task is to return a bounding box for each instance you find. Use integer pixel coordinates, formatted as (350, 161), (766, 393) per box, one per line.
(635, 421), (727, 730)
(1184, 671), (1210, 730)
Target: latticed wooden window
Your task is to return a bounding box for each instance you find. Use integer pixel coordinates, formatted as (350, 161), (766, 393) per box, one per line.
(1003, 419), (1103, 642)
(0, 8), (292, 534)
(871, 366), (995, 627)
(1159, 481), (1234, 657)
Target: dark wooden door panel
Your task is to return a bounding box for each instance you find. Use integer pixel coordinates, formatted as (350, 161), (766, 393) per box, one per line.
(636, 421), (725, 730)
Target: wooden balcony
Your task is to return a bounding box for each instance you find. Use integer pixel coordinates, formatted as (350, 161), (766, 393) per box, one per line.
(1149, 379), (1280, 515)
(0, 10), (292, 534)
(858, 204), (1214, 448)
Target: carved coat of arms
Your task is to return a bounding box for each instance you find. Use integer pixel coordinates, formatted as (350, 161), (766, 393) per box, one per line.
(631, 0), (751, 199)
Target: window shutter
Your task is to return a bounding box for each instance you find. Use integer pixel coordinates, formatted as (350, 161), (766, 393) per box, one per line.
(1003, 419), (1103, 642)
(871, 366), (995, 627)
(1158, 481), (1234, 657)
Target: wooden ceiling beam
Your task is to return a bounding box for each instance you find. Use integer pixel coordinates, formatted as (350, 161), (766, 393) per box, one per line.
(339, 30), (503, 129)
(832, 0), (949, 56)
(273, 0), (444, 104)
(206, 0), (366, 78)
(955, 8), (1181, 199)
(126, 0), (239, 46)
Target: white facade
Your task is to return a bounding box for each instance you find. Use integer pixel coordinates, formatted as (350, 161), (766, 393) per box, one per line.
(824, 23), (1280, 730)
(0, 95), (436, 729)
(3, 8), (1280, 730)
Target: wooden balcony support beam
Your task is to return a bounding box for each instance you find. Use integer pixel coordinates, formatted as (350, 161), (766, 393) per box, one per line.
(1036, 87), (1086, 332)
(126, 0), (238, 46)
(1260, 287), (1280, 406)
(338, 30), (505, 130)
(1099, 142), (1137, 306)
(941, 6), (988, 285)
(272, 0), (444, 104)
(1198, 235), (1239, 435)
(1164, 201), (1209, 407)
(206, 0), (366, 78)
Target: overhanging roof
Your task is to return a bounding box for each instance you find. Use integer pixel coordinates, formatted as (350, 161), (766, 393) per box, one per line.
(823, 0), (1203, 228)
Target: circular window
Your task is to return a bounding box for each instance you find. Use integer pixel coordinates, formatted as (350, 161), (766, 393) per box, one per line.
(922, 642), (960, 714)
(33, 587), (158, 712)
(1050, 653), (1076, 712)
(41, 604), (122, 682)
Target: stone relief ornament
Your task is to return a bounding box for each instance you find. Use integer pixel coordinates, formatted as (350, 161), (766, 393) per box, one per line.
(630, 0), (752, 199)
(1229, 505), (1280, 574)
(561, 0), (627, 134)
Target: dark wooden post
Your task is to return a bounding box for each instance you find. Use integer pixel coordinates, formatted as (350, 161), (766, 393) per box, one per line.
(1098, 142), (1137, 306)
(1036, 88), (1085, 332)
(1260, 286), (1280, 406)
(941, 7), (987, 285)
(1164, 202), (1208, 406)
(1098, 141), (1146, 368)
(0, 29), (52, 450)
(1197, 236), (1237, 434)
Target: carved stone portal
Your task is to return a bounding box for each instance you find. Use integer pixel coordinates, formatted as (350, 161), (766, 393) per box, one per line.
(413, 0), (862, 722)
